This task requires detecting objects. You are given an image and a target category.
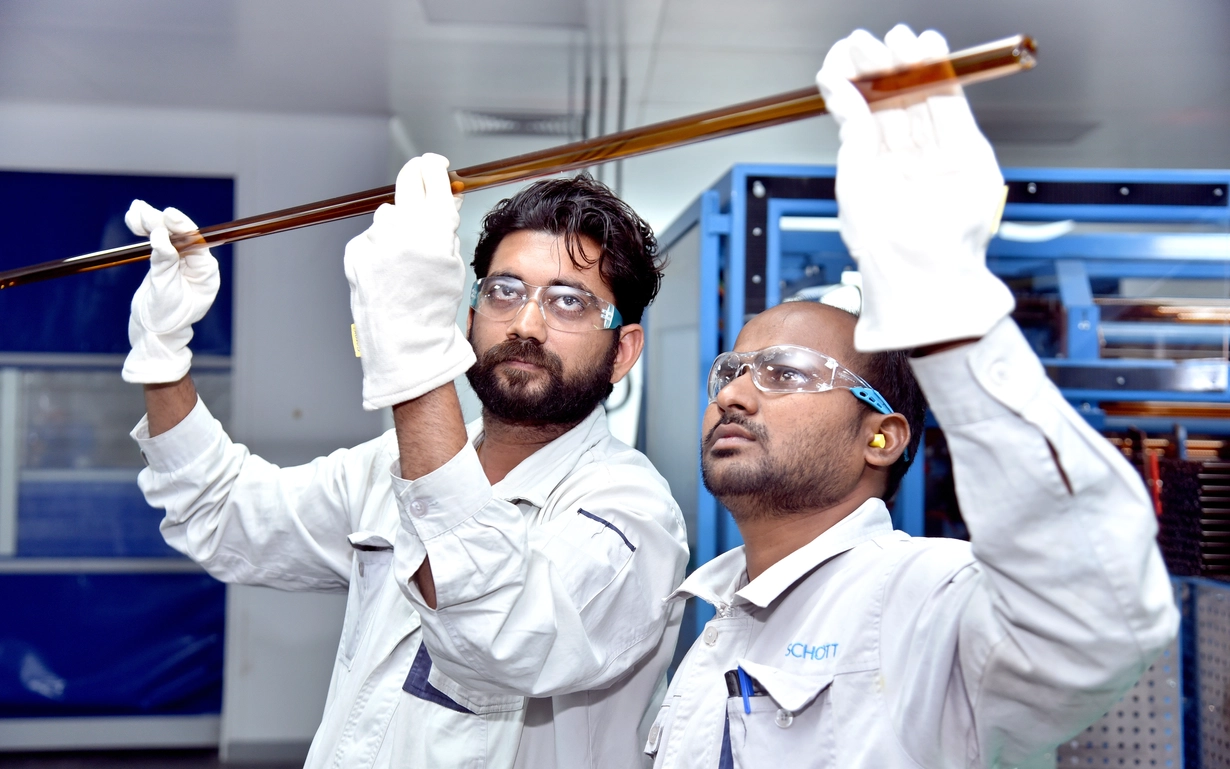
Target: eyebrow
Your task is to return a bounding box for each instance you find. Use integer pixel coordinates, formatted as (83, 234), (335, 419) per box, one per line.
(487, 270), (598, 295)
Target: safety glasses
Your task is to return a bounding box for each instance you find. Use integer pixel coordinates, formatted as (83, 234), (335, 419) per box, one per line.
(706, 344), (894, 416)
(470, 276), (623, 333)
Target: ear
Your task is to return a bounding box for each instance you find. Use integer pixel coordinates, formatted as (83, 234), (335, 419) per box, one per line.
(610, 324), (644, 383)
(862, 411), (911, 469)
(465, 307), (474, 337)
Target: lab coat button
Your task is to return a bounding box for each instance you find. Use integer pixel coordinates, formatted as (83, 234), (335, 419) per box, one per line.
(410, 500), (426, 516)
(775, 709), (793, 728)
(703, 626), (719, 646)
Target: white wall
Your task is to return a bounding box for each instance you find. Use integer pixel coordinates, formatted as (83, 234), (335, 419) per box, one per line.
(0, 100), (390, 760)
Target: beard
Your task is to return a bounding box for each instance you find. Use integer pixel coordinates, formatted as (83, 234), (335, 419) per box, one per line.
(466, 333), (619, 426)
(700, 410), (860, 518)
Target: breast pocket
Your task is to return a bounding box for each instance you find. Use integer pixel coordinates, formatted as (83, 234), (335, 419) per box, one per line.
(726, 663), (834, 769)
(338, 531), (394, 668)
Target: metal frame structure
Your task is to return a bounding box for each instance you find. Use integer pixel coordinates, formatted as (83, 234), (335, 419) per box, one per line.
(645, 164), (1230, 640)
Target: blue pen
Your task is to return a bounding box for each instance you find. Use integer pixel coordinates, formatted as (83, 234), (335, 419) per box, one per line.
(737, 667), (754, 714)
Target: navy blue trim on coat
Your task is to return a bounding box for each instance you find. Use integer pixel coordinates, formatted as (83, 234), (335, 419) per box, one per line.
(718, 712), (734, 769)
(577, 508), (636, 552)
(402, 644), (474, 714)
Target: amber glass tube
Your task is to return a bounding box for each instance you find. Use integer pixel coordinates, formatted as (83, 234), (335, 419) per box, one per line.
(0, 35), (1035, 290)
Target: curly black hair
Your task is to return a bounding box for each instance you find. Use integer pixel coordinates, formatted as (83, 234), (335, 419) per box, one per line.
(471, 173), (664, 326)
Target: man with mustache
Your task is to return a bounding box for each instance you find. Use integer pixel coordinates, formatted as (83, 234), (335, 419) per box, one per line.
(122, 167), (688, 768)
(645, 26), (1179, 769)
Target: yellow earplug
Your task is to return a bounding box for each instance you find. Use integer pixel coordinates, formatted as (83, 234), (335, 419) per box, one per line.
(870, 434), (886, 449)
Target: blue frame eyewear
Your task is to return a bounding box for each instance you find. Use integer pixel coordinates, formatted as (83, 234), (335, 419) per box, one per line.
(707, 344), (895, 417)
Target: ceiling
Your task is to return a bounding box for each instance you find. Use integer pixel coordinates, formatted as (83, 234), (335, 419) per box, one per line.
(1, 0), (1228, 231)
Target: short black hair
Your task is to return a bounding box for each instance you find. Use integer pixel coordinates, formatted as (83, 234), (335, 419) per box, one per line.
(472, 173), (664, 326)
(855, 348), (927, 502)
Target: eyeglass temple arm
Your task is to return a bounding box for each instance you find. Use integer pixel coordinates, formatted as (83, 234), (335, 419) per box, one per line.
(850, 387), (909, 462)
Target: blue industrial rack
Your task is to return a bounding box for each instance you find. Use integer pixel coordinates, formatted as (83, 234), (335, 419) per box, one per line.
(644, 164), (1230, 643)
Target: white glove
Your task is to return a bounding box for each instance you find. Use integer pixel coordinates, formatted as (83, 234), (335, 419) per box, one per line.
(344, 153), (476, 411)
(121, 200), (220, 383)
(816, 25), (1014, 352)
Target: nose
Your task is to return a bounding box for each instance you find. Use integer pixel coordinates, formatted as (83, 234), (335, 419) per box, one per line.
(505, 295), (549, 343)
(714, 363), (758, 414)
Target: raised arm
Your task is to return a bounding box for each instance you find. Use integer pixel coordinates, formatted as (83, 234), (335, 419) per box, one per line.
(338, 152), (477, 605)
(898, 319), (1178, 766)
(120, 201), (218, 436)
(123, 201), (370, 589)
(816, 25), (1178, 766)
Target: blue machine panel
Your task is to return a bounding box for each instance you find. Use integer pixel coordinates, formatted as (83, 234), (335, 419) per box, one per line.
(0, 170), (235, 722)
(0, 170), (234, 355)
(0, 574), (224, 717)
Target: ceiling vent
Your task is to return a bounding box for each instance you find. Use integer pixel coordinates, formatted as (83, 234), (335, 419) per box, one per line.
(455, 109), (584, 137)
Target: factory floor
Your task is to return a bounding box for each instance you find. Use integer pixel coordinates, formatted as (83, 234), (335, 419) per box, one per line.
(0, 750), (299, 768)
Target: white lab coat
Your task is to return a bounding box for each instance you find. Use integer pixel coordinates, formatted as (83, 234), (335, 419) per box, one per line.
(647, 318), (1179, 769)
(132, 404), (688, 769)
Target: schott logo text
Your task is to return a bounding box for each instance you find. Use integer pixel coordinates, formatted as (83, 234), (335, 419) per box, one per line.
(785, 642), (838, 661)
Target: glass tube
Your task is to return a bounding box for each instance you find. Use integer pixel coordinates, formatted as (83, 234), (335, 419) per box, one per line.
(0, 35), (1036, 290)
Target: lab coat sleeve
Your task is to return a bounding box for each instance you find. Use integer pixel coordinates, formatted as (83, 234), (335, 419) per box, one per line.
(897, 317), (1179, 767)
(132, 396), (388, 591)
(390, 442), (688, 699)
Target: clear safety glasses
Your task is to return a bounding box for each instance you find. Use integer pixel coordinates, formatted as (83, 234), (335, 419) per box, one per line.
(706, 344), (895, 416)
(470, 276), (623, 333)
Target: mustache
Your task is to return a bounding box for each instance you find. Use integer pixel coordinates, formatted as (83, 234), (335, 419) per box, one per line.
(479, 338), (564, 376)
(703, 412), (769, 449)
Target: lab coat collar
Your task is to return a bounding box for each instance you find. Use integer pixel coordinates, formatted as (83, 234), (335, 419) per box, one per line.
(670, 498), (895, 610)
(466, 406), (608, 510)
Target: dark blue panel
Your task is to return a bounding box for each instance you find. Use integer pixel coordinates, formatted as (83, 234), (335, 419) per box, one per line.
(17, 480), (181, 559)
(0, 573), (224, 717)
(0, 171), (234, 355)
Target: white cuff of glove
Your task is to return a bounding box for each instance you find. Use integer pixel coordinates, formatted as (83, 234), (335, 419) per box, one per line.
(123, 316), (194, 383)
(851, 245), (1015, 353)
(354, 317), (476, 411)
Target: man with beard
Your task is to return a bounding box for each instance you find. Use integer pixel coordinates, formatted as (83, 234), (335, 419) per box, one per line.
(645, 26), (1178, 769)
(122, 163), (688, 768)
